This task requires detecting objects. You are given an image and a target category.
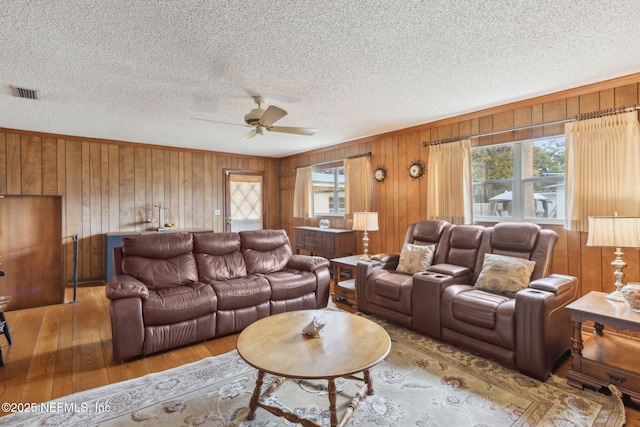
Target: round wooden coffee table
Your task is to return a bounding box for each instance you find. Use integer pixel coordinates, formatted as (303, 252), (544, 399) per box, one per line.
(236, 309), (391, 427)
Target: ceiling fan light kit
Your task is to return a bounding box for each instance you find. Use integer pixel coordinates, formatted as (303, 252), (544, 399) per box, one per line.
(196, 95), (317, 141)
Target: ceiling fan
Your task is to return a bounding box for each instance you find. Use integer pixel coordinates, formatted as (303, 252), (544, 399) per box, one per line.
(194, 96), (317, 140)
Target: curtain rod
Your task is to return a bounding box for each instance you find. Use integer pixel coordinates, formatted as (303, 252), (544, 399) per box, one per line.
(422, 105), (640, 147)
(295, 152), (371, 169)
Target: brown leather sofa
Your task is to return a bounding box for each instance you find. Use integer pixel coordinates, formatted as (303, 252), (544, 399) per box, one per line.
(106, 229), (330, 361)
(356, 220), (577, 380)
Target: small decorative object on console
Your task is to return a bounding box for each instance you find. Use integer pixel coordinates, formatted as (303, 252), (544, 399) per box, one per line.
(301, 316), (325, 337)
(622, 283), (640, 312)
(318, 219), (330, 229)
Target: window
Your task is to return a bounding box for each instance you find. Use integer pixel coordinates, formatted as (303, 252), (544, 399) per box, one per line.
(472, 136), (565, 222)
(313, 165), (345, 216)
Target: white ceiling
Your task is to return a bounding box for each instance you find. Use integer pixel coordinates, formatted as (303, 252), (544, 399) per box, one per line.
(1, 1), (640, 158)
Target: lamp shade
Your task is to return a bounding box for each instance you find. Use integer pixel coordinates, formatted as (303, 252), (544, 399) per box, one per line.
(587, 216), (640, 248)
(352, 212), (379, 231)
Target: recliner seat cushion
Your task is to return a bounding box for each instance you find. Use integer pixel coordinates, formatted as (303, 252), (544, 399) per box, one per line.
(445, 288), (516, 349)
(265, 270), (317, 300)
(211, 276), (271, 310)
(368, 272), (413, 315)
(143, 282), (217, 326)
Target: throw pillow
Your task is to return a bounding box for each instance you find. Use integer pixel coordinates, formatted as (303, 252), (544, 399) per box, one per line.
(396, 243), (435, 275)
(474, 253), (536, 297)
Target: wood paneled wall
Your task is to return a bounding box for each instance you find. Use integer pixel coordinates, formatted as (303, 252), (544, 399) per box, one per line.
(2, 72), (640, 299)
(279, 73), (640, 300)
(0, 133), (279, 284)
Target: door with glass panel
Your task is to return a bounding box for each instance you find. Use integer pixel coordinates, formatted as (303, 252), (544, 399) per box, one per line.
(224, 171), (264, 232)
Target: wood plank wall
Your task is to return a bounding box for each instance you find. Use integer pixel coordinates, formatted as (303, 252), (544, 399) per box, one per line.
(0, 134), (279, 284)
(279, 73), (640, 300)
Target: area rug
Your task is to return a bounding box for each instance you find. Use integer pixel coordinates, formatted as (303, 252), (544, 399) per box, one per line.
(0, 315), (625, 427)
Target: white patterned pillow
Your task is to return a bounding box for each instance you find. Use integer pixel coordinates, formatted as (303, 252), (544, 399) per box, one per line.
(396, 243), (435, 275)
(474, 253), (536, 297)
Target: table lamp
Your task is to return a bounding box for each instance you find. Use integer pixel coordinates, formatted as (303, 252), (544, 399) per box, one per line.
(587, 216), (640, 301)
(352, 212), (379, 261)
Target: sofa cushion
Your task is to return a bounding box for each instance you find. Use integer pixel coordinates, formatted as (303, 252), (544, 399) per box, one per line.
(240, 230), (293, 275)
(193, 232), (247, 281)
(211, 276), (271, 310)
(265, 270), (317, 300)
(143, 282), (217, 326)
(474, 254), (536, 297)
(396, 243), (435, 275)
(121, 234), (198, 289)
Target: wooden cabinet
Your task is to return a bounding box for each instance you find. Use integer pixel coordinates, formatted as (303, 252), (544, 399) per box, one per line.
(293, 226), (356, 260)
(565, 291), (640, 404)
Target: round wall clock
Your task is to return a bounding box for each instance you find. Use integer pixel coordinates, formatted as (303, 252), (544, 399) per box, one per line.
(374, 166), (387, 183)
(408, 160), (425, 180)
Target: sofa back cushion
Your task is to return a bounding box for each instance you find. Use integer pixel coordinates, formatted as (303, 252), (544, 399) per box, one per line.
(121, 233), (198, 289)
(193, 232), (248, 281)
(445, 225), (484, 269)
(240, 229), (292, 275)
(477, 222), (558, 281)
(404, 219), (452, 265)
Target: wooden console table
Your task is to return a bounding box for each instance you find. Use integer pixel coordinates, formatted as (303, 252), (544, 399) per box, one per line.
(565, 291), (640, 404)
(294, 226), (356, 260)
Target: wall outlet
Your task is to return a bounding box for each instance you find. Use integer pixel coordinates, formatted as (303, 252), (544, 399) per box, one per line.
(214, 209), (220, 216)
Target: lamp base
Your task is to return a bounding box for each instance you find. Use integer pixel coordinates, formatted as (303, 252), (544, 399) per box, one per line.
(605, 289), (625, 302)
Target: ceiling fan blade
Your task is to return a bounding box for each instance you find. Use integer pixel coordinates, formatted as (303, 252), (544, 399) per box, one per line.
(268, 126), (318, 136)
(191, 117), (251, 128)
(240, 129), (257, 140)
(259, 105), (287, 127)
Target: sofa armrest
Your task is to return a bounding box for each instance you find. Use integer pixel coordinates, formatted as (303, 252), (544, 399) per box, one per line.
(528, 274), (576, 296)
(287, 254), (330, 272)
(371, 253), (400, 270)
(515, 274), (577, 380)
(106, 275), (150, 300)
(427, 263), (472, 279)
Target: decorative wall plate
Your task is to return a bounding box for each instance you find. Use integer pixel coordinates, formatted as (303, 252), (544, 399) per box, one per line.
(374, 166), (387, 183)
(408, 160), (425, 180)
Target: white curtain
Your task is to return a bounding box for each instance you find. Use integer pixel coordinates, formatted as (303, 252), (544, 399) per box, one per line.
(565, 111), (640, 231)
(344, 155), (372, 216)
(426, 139), (473, 224)
(292, 166), (313, 218)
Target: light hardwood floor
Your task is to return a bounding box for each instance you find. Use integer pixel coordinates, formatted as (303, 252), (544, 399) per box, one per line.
(0, 284), (639, 425)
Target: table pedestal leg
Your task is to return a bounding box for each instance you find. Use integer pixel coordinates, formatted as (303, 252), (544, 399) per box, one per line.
(247, 370), (265, 420)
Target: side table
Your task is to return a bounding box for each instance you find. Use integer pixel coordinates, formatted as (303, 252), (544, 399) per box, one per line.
(330, 255), (363, 307)
(565, 291), (640, 404)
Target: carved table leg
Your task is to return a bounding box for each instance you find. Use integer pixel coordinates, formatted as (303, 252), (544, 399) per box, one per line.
(363, 369), (374, 395)
(247, 370), (265, 420)
(328, 379), (338, 427)
(570, 320), (583, 358)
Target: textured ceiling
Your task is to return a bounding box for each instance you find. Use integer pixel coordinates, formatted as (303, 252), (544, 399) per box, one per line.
(1, 1), (640, 158)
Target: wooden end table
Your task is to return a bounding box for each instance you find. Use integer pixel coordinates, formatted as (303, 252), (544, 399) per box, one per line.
(565, 291), (640, 404)
(236, 309), (391, 427)
(330, 255), (364, 307)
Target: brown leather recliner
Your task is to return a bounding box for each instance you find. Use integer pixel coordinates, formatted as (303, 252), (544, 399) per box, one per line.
(355, 219), (452, 328)
(440, 222), (576, 380)
(356, 220), (577, 380)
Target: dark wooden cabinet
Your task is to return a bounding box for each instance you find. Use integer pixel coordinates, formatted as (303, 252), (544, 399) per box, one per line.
(293, 226), (356, 260)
